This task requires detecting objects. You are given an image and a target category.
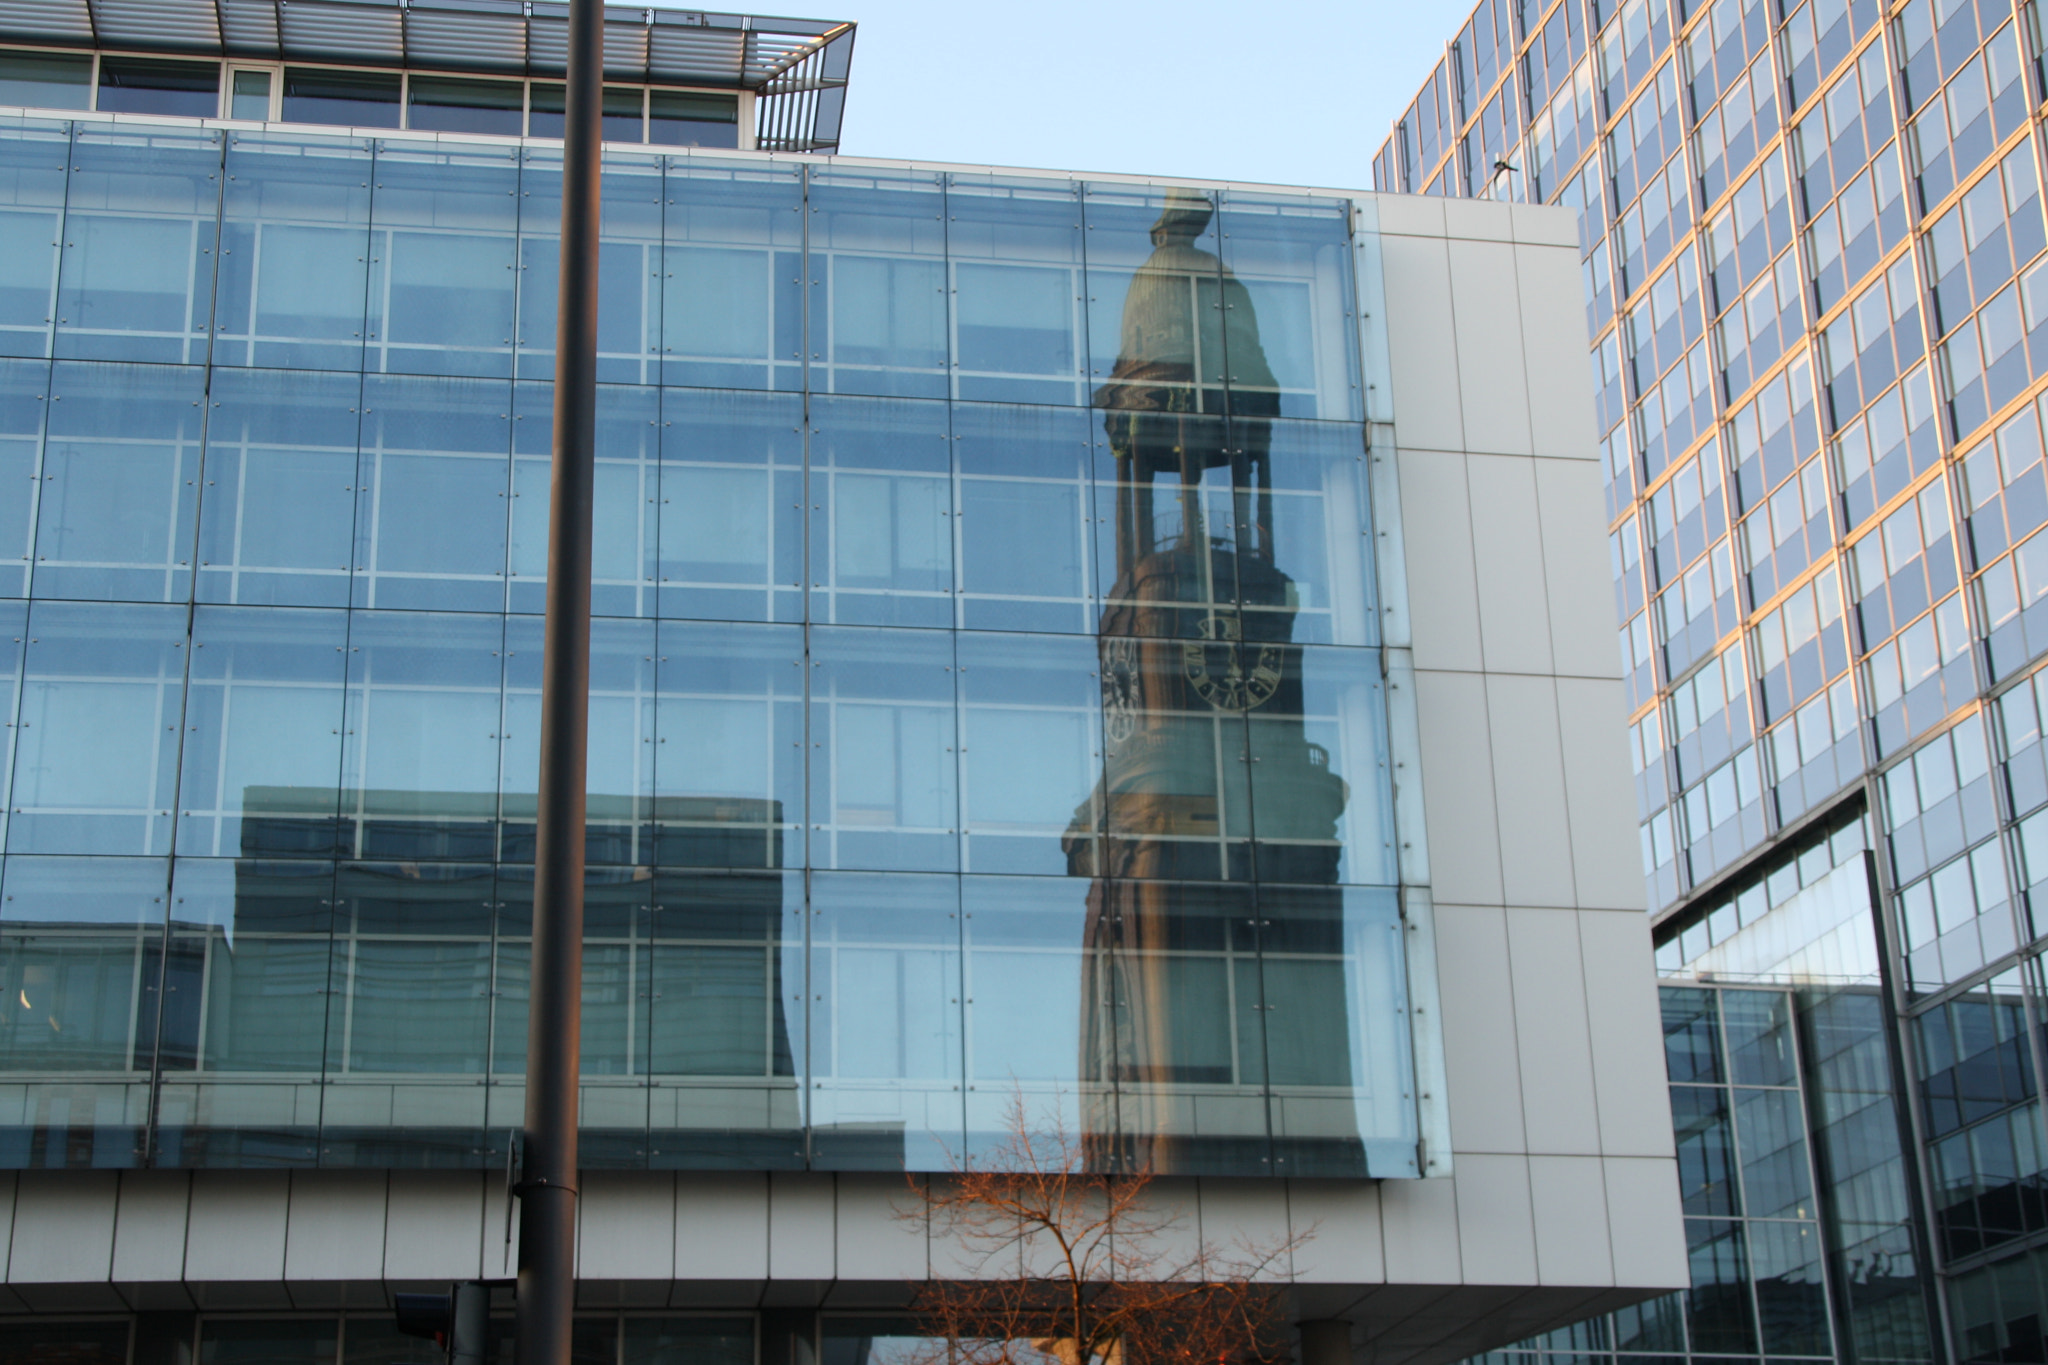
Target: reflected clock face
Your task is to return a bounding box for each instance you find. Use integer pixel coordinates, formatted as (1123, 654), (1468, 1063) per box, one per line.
(1102, 635), (1140, 751)
(1183, 611), (1282, 712)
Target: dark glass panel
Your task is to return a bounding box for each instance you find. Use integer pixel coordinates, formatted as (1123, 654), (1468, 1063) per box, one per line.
(529, 83), (645, 142)
(1663, 984), (1725, 1082)
(1250, 644), (1394, 887)
(648, 90), (739, 148)
(97, 57), (219, 118)
(1096, 879), (1266, 1175)
(645, 869), (802, 1168)
(0, 1321), (128, 1364)
(1671, 1084), (1740, 1215)
(808, 870), (963, 1170)
(0, 51), (91, 110)
(1685, 1217), (1761, 1355)
(1261, 884), (1413, 1178)
(156, 857), (331, 1166)
(199, 1317), (337, 1365)
(1724, 987), (1799, 1085)
(623, 1318), (754, 1365)
(281, 68), (401, 128)
(406, 75), (522, 136)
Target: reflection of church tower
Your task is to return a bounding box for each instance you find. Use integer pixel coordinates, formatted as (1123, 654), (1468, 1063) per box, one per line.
(1063, 192), (1351, 1172)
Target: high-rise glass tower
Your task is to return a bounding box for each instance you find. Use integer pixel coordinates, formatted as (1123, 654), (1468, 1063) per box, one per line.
(1379, 0), (2048, 1360)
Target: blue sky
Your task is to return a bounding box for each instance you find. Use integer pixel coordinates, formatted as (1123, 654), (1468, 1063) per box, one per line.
(756, 0), (1479, 190)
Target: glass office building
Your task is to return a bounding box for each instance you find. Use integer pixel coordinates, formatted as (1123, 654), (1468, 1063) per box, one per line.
(0, 18), (1423, 1186)
(1377, 0), (2048, 1357)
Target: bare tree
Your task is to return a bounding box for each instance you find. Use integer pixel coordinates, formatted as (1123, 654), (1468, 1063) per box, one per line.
(899, 1095), (1311, 1365)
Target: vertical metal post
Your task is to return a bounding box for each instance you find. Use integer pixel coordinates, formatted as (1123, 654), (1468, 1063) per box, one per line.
(516, 0), (601, 1352)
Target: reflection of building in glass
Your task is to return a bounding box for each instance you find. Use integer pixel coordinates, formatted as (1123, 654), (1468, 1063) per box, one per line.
(1068, 190), (1361, 1175)
(0, 1), (1685, 1357)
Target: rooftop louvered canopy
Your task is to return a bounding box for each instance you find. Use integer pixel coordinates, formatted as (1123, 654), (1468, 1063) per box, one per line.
(0, 0), (854, 148)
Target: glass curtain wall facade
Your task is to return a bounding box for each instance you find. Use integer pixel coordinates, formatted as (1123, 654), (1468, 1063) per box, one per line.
(1377, 0), (2048, 1355)
(0, 113), (1416, 1180)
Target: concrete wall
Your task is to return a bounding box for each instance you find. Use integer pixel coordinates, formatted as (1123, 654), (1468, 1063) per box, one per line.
(0, 190), (1685, 1365)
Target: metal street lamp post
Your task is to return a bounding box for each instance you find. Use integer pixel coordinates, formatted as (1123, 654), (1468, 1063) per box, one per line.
(516, 0), (602, 1351)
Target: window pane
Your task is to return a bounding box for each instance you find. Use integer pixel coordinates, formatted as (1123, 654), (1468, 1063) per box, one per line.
(214, 131), (373, 372)
(809, 395), (953, 628)
(646, 870), (802, 1168)
(954, 403), (1094, 633)
(406, 75), (522, 136)
(1260, 885), (1414, 1177)
(948, 175), (1086, 405)
(33, 361), (202, 603)
(155, 856), (330, 1166)
(8, 601), (186, 856)
(0, 118), (67, 359)
(177, 605), (349, 859)
(809, 168), (948, 399)
(960, 874), (1099, 1158)
(515, 149), (664, 384)
(0, 362), (44, 598)
(648, 90), (738, 148)
(956, 632), (1100, 876)
(808, 626), (959, 873)
(1096, 879), (1266, 1174)
(530, 83), (645, 143)
(651, 620), (803, 871)
(55, 125), (220, 364)
(97, 57), (219, 118)
(340, 610), (505, 862)
(1218, 194), (1363, 421)
(351, 374), (511, 612)
(510, 381), (658, 618)
(809, 870), (963, 1170)
(654, 388), (803, 624)
(659, 159), (802, 392)
(500, 615), (654, 865)
(367, 141), (518, 378)
(0, 51), (91, 110)
(282, 68), (400, 128)
(197, 368), (362, 607)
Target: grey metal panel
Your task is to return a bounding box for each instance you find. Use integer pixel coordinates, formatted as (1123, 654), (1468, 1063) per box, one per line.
(93, 0), (221, 48)
(277, 0), (403, 61)
(401, 5), (525, 72)
(216, 0), (280, 52)
(647, 26), (745, 85)
(0, 0), (93, 43)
